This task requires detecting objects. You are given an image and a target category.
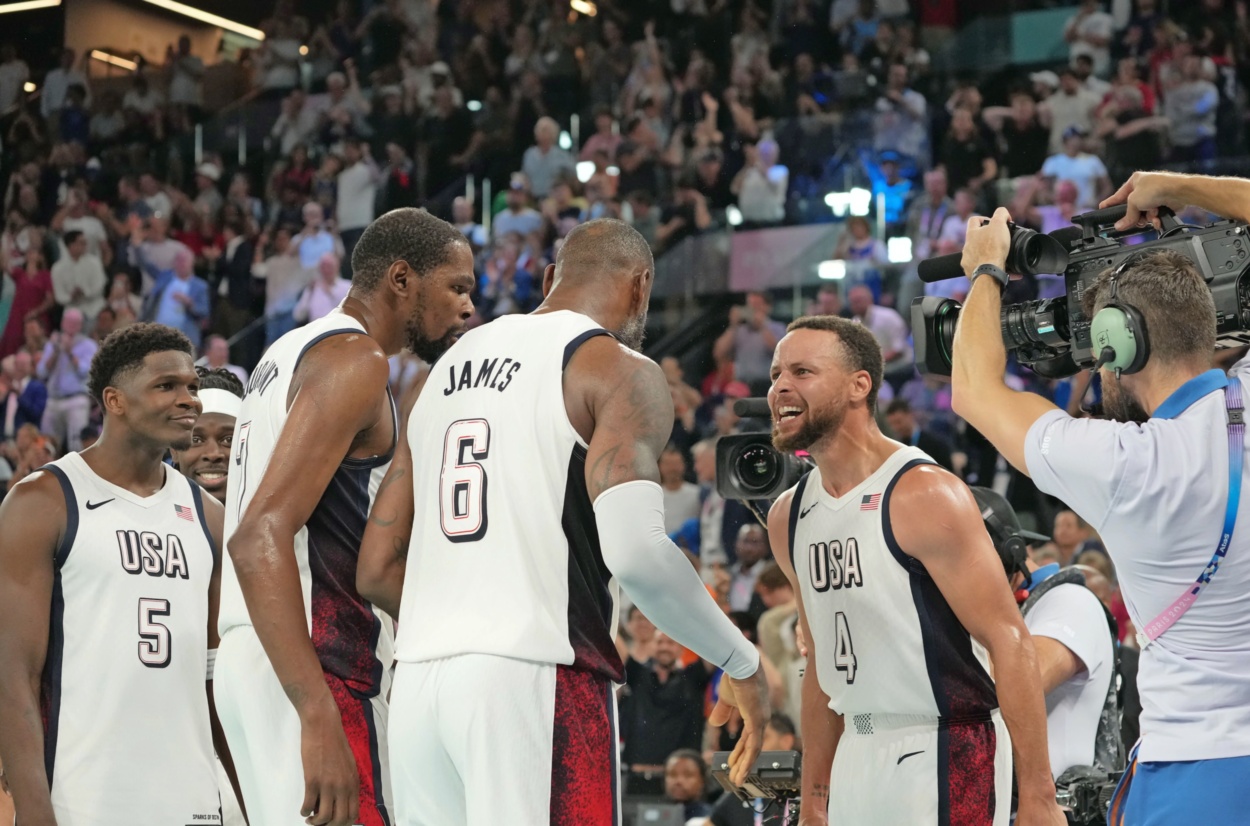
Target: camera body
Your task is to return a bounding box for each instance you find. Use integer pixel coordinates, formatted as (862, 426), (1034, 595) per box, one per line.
(716, 432), (810, 500)
(912, 205), (1250, 378)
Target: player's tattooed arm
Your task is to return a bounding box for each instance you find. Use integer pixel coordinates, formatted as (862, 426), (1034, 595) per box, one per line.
(0, 472), (64, 824)
(358, 424), (414, 617)
(582, 343), (675, 501)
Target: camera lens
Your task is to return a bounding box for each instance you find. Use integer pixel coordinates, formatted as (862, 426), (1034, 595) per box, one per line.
(734, 444), (781, 495)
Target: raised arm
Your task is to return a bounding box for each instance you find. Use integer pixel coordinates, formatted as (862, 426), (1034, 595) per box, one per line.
(227, 335), (390, 826)
(891, 467), (1062, 825)
(767, 488), (839, 826)
(0, 472), (67, 826)
(572, 337), (767, 786)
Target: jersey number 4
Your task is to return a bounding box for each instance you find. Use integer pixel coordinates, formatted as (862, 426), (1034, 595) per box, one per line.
(834, 611), (857, 683)
(439, 419), (491, 542)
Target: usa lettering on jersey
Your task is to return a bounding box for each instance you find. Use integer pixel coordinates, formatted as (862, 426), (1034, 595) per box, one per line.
(808, 537), (864, 592)
(116, 530), (191, 579)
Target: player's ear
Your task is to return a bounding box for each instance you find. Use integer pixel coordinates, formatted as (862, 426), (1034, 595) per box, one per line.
(385, 260), (411, 297)
(850, 369), (872, 404)
(100, 385), (127, 417)
(542, 263), (555, 297)
(632, 267), (652, 314)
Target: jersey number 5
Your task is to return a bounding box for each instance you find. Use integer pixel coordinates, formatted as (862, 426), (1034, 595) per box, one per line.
(439, 418), (491, 542)
(834, 611), (857, 683)
(138, 598), (171, 668)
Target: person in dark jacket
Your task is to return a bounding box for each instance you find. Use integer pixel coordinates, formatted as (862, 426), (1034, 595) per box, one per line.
(884, 399), (955, 472)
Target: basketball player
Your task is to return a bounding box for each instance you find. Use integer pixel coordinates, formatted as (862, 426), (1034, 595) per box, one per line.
(171, 366), (249, 826)
(216, 207), (474, 826)
(358, 218), (768, 826)
(0, 323), (230, 824)
(764, 316), (1064, 826)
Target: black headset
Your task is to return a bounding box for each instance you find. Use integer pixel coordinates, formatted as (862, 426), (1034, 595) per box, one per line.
(981, 506), (1031, 588)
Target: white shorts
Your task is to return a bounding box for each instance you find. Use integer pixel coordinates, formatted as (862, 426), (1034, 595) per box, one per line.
(214, 627), (392, 826)
(828, 710), (1013, 826)
(389, 654), (620, 826)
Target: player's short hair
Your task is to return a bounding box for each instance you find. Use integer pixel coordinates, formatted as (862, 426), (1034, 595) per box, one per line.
(88, 323), (194, 405)
(195, 365), (244, 397)
(556, 218), (654, 280)
(349, 208), (467, 293)
(786, 315), (884, 409)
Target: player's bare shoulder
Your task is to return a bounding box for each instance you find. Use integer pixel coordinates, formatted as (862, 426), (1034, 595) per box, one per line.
(0, 468), (70, 548)
(887, 463), (982, 557)
(564, 334), (671, 441)
(289, 330), (391, 399)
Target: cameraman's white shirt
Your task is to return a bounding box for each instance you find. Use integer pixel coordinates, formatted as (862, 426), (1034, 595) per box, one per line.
(1026, 580), (1115, 778)
(1025, 368), (1250, 762)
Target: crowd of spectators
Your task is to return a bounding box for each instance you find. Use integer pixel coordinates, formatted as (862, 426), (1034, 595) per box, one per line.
(0, 0), (1236, 818)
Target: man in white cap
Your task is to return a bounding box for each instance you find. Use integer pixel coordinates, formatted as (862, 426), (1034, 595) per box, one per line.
(194, 163), (223, 219)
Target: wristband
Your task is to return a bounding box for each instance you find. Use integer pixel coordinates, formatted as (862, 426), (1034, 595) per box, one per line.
(971, 263), (1009, 289)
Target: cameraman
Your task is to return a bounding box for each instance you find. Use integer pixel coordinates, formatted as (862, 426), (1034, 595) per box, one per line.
(950, 171), (1250, 825)
(972, 487), (1122, 822)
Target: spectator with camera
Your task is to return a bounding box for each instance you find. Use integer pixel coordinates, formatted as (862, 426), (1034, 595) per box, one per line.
(715, 292), (786, 396)
(950, 171), (1250, 824)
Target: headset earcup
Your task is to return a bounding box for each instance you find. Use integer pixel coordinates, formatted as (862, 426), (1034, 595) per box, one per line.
(1120, 303), (1150, 374)
(1091, 304), (1145, 374)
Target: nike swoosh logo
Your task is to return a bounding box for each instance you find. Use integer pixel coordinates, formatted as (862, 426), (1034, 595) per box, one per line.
(799, 503), (818, 519)
(897, 750), (924, 765)
(85, 499), (115, 510)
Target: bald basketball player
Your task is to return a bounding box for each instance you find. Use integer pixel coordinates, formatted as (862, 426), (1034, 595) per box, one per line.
(358, 218), (768, 825)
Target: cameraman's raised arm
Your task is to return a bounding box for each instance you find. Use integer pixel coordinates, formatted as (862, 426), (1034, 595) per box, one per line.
(1102, 171), (1250, 230)
(950, 208), (1060, 472)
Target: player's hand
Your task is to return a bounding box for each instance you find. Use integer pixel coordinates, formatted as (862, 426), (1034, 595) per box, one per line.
(709, 663), (770, 787)
(795, 621), (808, 658)
(298, 698), (360, 826)
(961, 208), (1011, 277)
(1100, 170), (1188, 232)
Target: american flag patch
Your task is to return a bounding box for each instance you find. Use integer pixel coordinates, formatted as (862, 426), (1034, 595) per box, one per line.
(174, 504), (195, 522)
(860, 494), (881, 511)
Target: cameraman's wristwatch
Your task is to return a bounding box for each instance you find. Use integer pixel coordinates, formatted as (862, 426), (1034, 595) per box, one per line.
(971, 263), (1009, 289)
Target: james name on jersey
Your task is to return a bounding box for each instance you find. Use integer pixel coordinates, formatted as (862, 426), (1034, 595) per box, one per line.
(441, 355), (523, 396)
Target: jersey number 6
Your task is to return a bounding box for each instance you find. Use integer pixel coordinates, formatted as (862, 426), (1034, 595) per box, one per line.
(439, 418), (491, 542)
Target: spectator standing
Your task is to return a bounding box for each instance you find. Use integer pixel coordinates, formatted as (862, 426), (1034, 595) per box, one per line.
(50, 232), (106, 322)
(521, 117), (575, 198)
(165, 35), (205, 133)
(1042, 67), (1102, 152)
(714, 292), (786, 394)
(1065, 0), (1116, 77)
(579, 107), (621, 162)
(0, 350), (45, 444)
(293, 252), (350, 323)
(1041, 126), (1112, 210)
(733, 139), (788, 226)
(192, 163), (223, 219)
(40, 49), (90, 129)
(660, 445), (701, 535)
(334, 137), (381, 267)
(451, 197), (486, 253)
(984, 90), (1052, 178)
(833, 216), (889, 298)
(873, 62), (929, 166)
(0, 44), (29, 115)
(477, 236), (538, 318)
(0, 253), (53, 358)
(195, 334), (248, 386)
(252, 226), (310, 347)
(1164, 53), (1219, 163)
(418, 85), (473, 203)
(293, 201), (343, 272)
(728, 524), (770, 614)
(52, 189), (108, 262)
(491, 176), (544, 242)
(657, 176), (712, 252)
(270, 90), (320, 157)
(36, 307), (95, 453)
(939, 106), (998, 196)
(906, 167), (954, 267)
(884, 399), (956, 472)
(138, 247), (210, 350)
(848, 283), (913, 388)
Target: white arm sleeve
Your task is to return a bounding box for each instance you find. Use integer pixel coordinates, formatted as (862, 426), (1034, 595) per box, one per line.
(594, 480), (760, 680)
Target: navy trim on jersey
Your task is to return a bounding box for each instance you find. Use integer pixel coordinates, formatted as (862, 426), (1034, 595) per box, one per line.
(880, 459), (932, 572)
(787, 472), (811, 571)
(561, 328), (614, 370)
(39, 465), (75, 789)
(188, 482), (218, 566)
(293, 327), (366, 375)
(342, 381), (399, 471)
(361, 696), (391, 826)
(43, 465), (77, 568)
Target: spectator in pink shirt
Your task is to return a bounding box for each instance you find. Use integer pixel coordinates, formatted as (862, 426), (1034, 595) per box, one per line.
(293, 251), (351, 323)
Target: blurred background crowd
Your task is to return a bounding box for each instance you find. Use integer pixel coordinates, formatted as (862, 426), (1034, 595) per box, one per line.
(0, 0), (1236, 819)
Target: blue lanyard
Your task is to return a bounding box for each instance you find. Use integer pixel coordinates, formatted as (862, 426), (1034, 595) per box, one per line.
(1139, 377), (1243, 647)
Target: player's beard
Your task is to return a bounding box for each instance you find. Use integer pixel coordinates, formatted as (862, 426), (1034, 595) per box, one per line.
(405, 293), (461, 364)
(616, 308), (648, 353)
(772, 394), (848, 452)
(1101, 374), (1150, 424)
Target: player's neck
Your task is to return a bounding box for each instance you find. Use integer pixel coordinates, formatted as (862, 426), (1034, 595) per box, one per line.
(80, 431), (169, 495)
(810, 417), (899, 498)
(340, 296), (404, 356)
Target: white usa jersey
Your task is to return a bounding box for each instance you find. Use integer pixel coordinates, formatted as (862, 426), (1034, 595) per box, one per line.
(394, 310), (624, 681)
(40, 452), (220, 825)
(790, 447), (997, 720)
(221, 311), (396, 697)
